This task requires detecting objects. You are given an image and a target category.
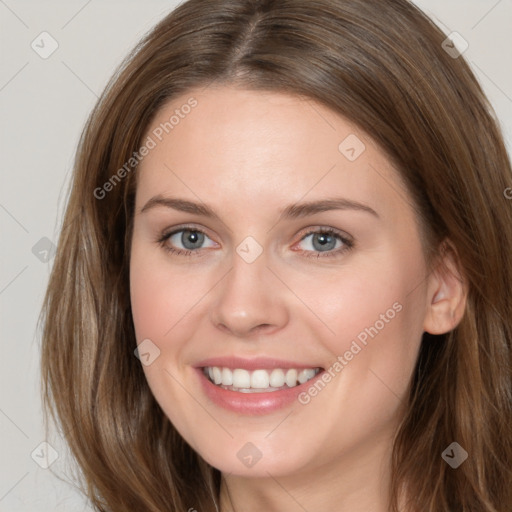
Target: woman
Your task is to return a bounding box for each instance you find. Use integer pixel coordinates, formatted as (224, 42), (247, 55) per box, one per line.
(40, 0), (512, 510)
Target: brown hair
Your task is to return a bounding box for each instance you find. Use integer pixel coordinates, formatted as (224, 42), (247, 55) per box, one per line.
(39, 0), (512, 510)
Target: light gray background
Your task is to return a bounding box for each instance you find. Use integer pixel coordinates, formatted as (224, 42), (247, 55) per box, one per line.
(1, 1), (511, 510)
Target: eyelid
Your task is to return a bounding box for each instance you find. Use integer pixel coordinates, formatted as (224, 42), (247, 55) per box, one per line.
(158, 223), (217, 242)
(295, 225), (353, 242)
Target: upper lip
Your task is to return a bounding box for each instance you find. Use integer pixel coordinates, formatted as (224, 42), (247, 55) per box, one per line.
(195, 356), (323, 371)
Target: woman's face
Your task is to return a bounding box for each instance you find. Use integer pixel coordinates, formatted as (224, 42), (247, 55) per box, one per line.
(129, 85), (432, 478)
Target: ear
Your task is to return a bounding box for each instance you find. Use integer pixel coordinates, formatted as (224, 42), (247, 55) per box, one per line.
(423, 239), (468, 335)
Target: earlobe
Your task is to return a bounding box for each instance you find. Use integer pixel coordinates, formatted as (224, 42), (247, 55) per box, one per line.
(423, 240), (468, 335)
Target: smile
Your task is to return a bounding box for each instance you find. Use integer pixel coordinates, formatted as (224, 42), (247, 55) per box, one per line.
(202, 366), (322, 392)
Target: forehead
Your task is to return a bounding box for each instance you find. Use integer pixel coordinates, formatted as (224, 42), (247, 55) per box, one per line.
(136, 86), (412, 224)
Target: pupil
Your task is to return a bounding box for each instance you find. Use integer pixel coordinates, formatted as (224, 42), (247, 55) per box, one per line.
(314, 233), (335, 251)
(183, 230), (203, 249)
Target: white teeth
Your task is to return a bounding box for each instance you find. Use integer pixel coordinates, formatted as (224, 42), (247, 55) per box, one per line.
(269, 368), (285, 387)
(251, 369), (269, 388)
(212, 367), (222, 385)
(285, 369), (298, 388)
(221, 367), (233, 386)
(232, 369), (251, 388)
(203, 366), (321, 391)
(298, 368), (316, 384)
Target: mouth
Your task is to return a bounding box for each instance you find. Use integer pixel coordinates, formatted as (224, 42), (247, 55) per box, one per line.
(202, 365), (322, 393)
(194, 356), (327, 414)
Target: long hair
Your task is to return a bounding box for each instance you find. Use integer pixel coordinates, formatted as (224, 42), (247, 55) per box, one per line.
(39, 0), (512, 510)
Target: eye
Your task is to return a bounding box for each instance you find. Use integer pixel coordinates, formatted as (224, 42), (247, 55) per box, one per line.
(157, 225), (354, 259)
(157, 227), (217, 256)
(294, 228), (354, 258)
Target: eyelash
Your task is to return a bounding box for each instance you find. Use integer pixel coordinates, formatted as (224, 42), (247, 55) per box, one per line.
(156, 225), (354, 259)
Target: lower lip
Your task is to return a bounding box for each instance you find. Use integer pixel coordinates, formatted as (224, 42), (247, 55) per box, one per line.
(195, 367), (325, 415)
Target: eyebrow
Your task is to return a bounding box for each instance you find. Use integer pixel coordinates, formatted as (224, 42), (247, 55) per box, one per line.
(140, 195), (379, 220)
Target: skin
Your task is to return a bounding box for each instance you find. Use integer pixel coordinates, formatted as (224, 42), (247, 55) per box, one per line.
(129, 85), (467, 512)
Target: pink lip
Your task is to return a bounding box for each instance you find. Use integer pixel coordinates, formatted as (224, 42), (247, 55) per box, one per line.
(194, 366), (325, 415)
(194, 356), (323, 371)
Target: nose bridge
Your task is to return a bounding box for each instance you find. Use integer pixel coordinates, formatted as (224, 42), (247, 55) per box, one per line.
(210, 238), (289, 336)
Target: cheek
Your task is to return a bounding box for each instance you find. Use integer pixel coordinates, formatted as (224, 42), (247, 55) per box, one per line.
(129, 240), (208, 343)
(129, 243), (206, 435)
(294, 263), (404, 347)
(304, 248), (426, 384)
(129, 257), (168, 342)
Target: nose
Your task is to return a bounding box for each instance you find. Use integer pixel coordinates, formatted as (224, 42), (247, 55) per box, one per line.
(209, 248), (290, 338)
